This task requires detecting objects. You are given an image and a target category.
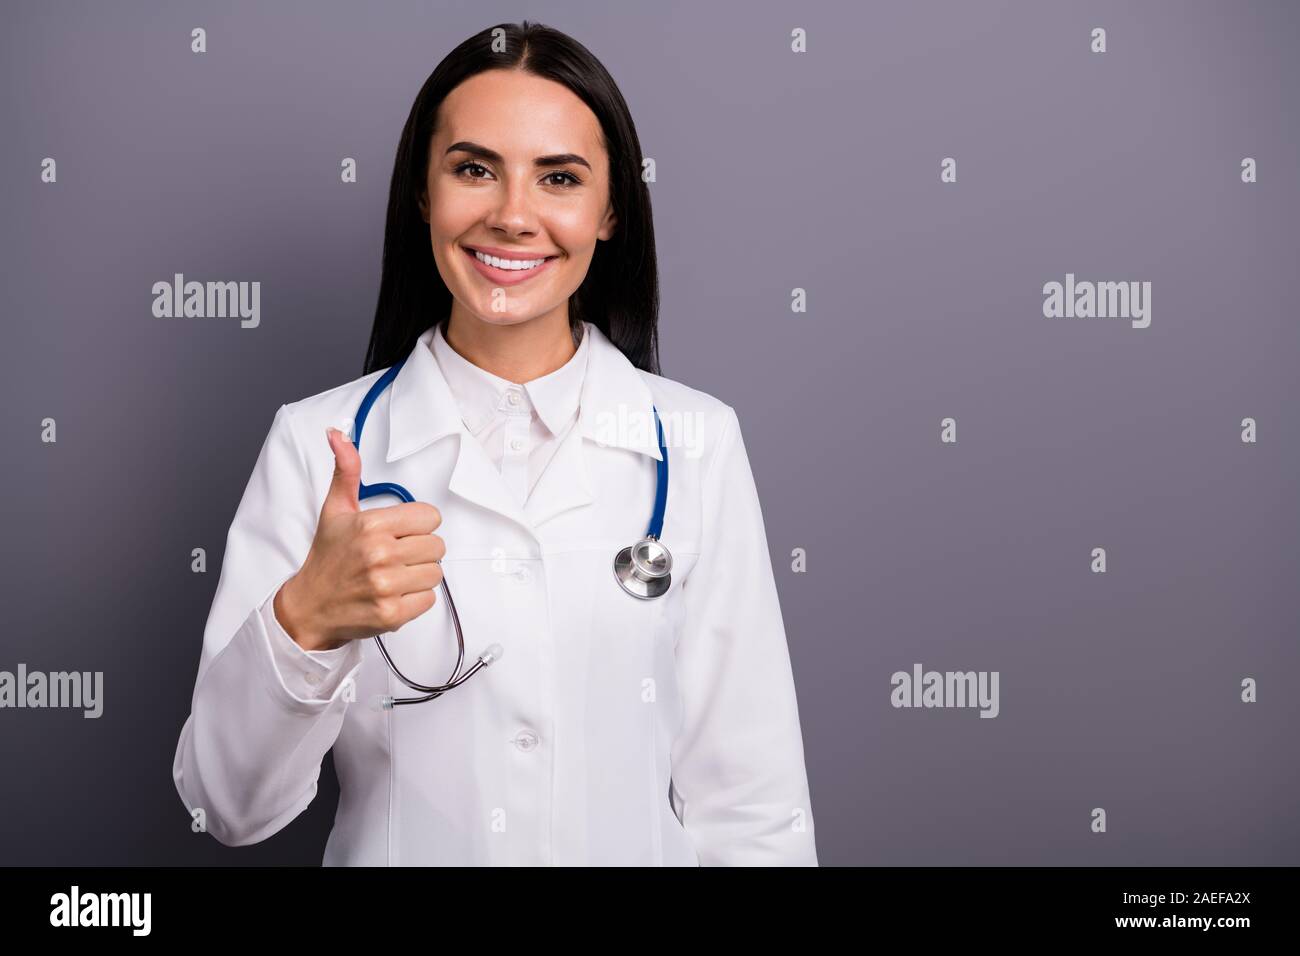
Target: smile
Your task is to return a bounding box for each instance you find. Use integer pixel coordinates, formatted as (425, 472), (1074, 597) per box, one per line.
(462, 246), (559, 286)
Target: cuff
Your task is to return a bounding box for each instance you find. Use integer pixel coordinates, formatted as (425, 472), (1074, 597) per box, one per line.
(260, 589), (363, 704)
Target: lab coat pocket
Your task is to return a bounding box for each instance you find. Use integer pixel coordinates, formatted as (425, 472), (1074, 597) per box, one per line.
(581, 544), (701, 860)
(588, 544), (701, 676)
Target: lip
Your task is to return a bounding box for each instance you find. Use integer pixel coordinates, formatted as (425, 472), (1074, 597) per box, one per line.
(461, 245), (559, 287)
(465, 244), (559, 260)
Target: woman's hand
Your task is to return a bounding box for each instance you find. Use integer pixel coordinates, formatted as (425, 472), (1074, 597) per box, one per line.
(274, 427), (445, 651)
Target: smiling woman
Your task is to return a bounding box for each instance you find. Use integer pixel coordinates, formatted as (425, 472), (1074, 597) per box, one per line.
(366, 24), (659, 379)
(418, 68), (618, 331)
(172, 20), (818, 868)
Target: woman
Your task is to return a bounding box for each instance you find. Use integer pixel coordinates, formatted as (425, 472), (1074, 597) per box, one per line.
(172, 20), (817, 866)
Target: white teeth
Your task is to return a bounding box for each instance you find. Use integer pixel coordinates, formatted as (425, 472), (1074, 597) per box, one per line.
(473, 250), (550, 271)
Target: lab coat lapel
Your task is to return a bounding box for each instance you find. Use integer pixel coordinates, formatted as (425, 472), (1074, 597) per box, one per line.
(525, 324), (663, 529)
(526, 323), (663, 528)
(385, 326), (528, 528)
(522, 420), (593, 528)
(446, 429), (529, 527)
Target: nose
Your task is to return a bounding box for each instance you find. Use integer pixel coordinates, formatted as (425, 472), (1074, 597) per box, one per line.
(483, 173), (539, 238)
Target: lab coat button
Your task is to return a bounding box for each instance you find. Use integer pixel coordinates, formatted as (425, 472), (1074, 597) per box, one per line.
(515, 566), (531, 582)
(514, 730), (538, 752)
(509, 437), (524, 452)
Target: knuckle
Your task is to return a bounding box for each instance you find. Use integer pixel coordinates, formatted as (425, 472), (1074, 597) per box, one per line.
(365, 567), (391, 595)
(374, 597), (402, 631)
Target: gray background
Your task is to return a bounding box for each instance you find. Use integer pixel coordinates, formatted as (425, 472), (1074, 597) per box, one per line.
(1, 0), (1296, 865)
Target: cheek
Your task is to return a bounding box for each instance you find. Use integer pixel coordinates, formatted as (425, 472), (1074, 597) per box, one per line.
(544, 222), (603, 280)
(427, 182), (483, 236)
(548, 202), (605, 245)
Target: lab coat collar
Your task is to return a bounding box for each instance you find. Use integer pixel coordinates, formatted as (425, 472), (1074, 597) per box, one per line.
(575, 322), (664, 463)
(384, 319), (661, 531)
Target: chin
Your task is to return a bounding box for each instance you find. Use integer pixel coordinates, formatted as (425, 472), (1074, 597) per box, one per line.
(461, 306), (551, 327)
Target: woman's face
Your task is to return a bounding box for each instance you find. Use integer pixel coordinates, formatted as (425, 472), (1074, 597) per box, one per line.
(420, 69), (618, 330)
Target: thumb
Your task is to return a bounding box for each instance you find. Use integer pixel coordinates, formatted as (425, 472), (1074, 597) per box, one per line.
(320, 426), (362, 518)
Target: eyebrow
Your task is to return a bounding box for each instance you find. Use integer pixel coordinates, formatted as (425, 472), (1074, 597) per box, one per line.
(444, 141), (592, 172)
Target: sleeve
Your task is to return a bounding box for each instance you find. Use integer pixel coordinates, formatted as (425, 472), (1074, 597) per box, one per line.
(172, 403), (365, 847)
(669, 405), (818, 866)
(265, 594), (360, 701)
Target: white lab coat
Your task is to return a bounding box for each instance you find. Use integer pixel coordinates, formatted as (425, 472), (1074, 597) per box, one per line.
(172, 321), (817, 866)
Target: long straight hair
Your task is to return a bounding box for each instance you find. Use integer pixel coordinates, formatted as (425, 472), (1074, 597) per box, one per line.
(363, 21), (660, 376)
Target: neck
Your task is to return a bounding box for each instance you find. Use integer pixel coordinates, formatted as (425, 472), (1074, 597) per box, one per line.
(443, 307), (579, 384)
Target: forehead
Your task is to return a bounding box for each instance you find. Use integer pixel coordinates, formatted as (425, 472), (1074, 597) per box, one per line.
(436, 69), (605, 156)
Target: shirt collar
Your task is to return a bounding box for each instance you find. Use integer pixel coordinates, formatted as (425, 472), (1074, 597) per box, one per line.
(430, 319), (590, 439)
(385, 320), (661, 464)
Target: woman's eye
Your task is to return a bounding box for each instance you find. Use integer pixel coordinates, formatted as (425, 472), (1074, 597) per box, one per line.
(544, 171), (581, 188)
(452, 162), (580, 189)
(454, 161), (492, 180)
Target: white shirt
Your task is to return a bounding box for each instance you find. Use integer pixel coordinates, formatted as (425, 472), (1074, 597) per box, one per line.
(173, 320), (817, 866)
(429, 319), (588, 508)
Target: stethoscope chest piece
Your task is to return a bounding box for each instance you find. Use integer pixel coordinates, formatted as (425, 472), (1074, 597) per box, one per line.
(614, 535), (673, 599)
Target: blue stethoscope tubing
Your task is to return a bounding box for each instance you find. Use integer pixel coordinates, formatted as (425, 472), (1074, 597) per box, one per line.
(352, 350), (670, 707)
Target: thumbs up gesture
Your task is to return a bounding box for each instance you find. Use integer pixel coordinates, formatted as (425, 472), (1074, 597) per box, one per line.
(274, 427), (445, 651)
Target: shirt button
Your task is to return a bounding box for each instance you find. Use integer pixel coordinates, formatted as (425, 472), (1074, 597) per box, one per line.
(515, 566), (531, 582)
(514, 730), (539, 752)
(509, 437), (524, 452)
(303, 671), (321, 686)
(506, 391), (521, 407)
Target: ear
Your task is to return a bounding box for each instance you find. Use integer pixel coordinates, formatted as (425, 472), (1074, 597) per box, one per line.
(418, 190), (430, 224)
(597, 204), (617, 242)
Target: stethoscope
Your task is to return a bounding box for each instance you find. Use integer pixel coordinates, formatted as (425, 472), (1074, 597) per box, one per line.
(353, 350), (672, 709)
